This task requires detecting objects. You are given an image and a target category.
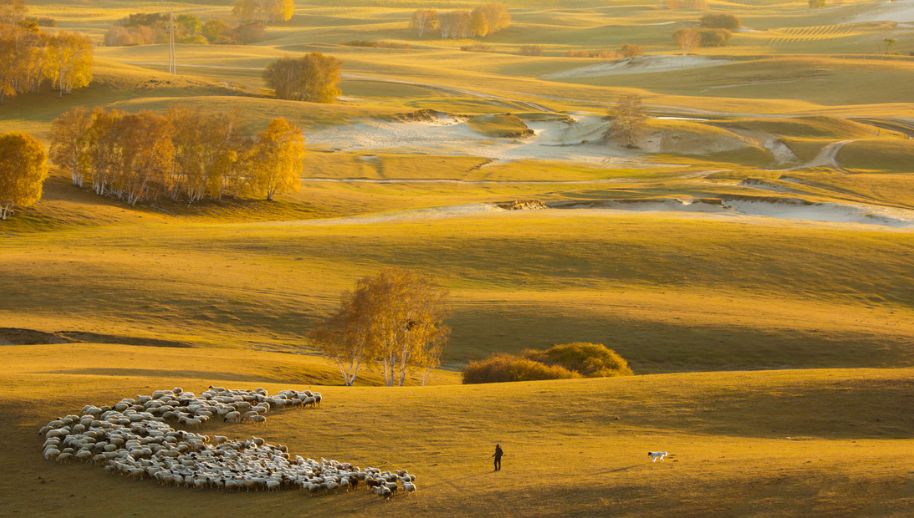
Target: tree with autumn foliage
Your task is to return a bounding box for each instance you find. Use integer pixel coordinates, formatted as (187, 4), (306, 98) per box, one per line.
(311, 268), (451, 386)
(263, 52), (341, 103)
(0, 18), (93, 102)
(608, 94), (648, 149)
(234, 0), (294, 23)
(50, 108), (303, 206)
(244, 117), (305, 201)
(0, 132), (48, 220)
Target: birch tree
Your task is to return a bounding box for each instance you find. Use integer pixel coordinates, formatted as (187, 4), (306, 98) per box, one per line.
(0, 132), (48, 220)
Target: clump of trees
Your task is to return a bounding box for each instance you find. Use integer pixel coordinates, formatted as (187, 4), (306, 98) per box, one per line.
(618, 43), (644, 59)
(673, 28), (700, 54)
(0, 131), (48, 220)
(700, 13), (741, 31)
(311, 268), (450, 386)
(608, 94), (648, 149)
(105, 12), (267, 46)
(463, 343), (632, 384)
(0, 20), (93, 102)
(49, 108), (305, 205)
(410, 3), (510, 39)
(697, 28), (732, 47)
(263, 52), (341, 103)
(233, 0), (294, 23)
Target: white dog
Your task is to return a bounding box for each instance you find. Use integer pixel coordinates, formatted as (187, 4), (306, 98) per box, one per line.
(648, 451), (668, 462)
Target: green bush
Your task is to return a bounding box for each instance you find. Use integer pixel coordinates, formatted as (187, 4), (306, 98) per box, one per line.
(524, 342), (633, 377)
(462, 354), (579, 384)
(698, 28), (732, 47)
(700, 13), (740, 30)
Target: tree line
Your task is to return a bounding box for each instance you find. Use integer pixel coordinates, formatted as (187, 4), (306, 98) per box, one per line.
(0, 18), (93, 102)
(105, 12), (268, 47)
(311, 268), (450, 386)
(410, 3), (511, 39)
(50, 108), (305, 206)
(233, 0), (294, 23)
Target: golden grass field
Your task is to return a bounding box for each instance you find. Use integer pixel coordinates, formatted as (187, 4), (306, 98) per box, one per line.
(2, 0), (914, 515)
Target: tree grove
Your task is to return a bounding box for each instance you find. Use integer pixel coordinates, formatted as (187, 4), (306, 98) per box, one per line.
(50, 108), (305, 205)
(0, 22), (93, 102)
(312, 268), (451, 386)
(263, 53), (341, 103)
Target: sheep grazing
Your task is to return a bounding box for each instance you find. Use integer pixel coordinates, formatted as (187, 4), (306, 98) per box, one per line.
(38, 387), (416, 499)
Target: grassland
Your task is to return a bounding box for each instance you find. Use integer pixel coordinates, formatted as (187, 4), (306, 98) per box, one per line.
(2, 0), (914, 515)
(2, 344), (913, 517)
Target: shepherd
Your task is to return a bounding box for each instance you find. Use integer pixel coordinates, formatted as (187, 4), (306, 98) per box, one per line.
(492, 444), (504, 472)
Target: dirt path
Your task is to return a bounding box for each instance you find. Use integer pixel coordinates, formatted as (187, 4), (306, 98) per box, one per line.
(794, 140), (852, 170)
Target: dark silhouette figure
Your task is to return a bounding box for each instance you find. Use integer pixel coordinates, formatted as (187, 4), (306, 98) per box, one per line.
(492, 444), (504, 471)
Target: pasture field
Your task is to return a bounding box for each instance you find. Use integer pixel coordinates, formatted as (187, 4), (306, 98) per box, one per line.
(1, 344), (913, 517)
(2, 0), (914, 515)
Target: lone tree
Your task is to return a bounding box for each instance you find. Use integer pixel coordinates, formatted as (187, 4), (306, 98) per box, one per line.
(0, 132), (48, 220)
(263, 52), (341, 103)
(673, 28), (700, 55)
(246, 117), (305, 201)
(608, 94), (648, 149)
(311, 268), (450, 386)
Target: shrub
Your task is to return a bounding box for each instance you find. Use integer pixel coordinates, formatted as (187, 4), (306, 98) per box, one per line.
(698, 28), (732, 47)
(524, 342), (633, 378)
(566, 49), (614, 58)
(462, 354), (579, 384)
(460, 43), (495, 52)
(618, 43), (643, 59)
(519, 44), (543, 56)
(700, 13), (740, 31)
(232, 21), (267, 43)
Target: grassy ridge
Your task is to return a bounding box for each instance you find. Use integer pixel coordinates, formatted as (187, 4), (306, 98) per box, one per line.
(2, 212), (912, 371)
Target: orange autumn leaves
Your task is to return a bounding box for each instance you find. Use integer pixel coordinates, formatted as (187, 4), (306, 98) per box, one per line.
(50, 108), (305, 205)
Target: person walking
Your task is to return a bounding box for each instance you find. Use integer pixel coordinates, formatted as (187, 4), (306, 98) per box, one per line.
(492, 444), (504, 472)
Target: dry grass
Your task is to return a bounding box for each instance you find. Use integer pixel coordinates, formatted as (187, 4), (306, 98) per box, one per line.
(2, 343), (913, 517)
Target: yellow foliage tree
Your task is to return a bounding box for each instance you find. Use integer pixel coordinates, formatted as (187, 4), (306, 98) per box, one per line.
(312, 268), (450, 386)
(246, 117), (304, 201)
(0, 132), (48, 220)
(49, 106), (95, 187)
(263, 52), (341, 103)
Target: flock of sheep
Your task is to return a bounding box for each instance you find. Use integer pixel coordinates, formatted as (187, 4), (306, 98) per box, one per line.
(39, 386), (417, 499)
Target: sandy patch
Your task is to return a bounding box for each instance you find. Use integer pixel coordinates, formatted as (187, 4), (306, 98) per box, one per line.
(543, 55), (732, 80)
(307, 114), (640, 165)
(852, 0), (914, 23)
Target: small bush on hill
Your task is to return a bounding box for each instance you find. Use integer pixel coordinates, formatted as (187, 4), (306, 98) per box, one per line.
(524, 342), (633, 377)
(698, 28), (732, 47)
(618, 43), (643, 59)
(700, 13), (740, 31)
(566, 49), (614, 58)
(463, 343), (633, 384)
(462, 355), (579, 384)
(519, 45), (543, 56)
